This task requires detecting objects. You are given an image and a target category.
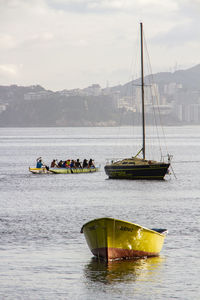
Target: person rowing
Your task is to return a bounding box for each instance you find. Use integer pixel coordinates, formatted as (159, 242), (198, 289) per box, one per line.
(57, 160), (63, 168)
(50, 159), (58, 168)
(36, 157), (49, 170)
(75, 159), (82, 168)
(70, 160), (76, 168)
(36, 157), (44, 168)
(88, 158), (95, 168)
(82, 159), (88, 168)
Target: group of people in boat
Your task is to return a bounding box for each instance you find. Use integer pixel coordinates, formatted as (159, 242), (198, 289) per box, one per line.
(51, 158), (95, 169)
(36, 157), (95, 169)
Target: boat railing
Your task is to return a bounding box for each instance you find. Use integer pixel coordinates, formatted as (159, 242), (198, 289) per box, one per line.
(161, 154), (173, 163)
(151, 228), (168, 235)
(106, 154), (172, 165)
(105, 158), (124, 165)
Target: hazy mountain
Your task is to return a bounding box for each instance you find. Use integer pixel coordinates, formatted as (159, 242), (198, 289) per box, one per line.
(115, 64), (200, 96)
(0, 64), (200, 126)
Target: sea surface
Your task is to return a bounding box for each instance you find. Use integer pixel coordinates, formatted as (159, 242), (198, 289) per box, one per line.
(0, 126), (199, 300)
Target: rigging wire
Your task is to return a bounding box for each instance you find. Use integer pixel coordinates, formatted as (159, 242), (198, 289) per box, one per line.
(111, 25), (170, 163)
(143, 32), (169, 160)
(112, 27), (141, 159)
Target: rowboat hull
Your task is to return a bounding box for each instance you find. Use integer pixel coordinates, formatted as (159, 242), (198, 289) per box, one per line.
(105, 163), (170, 180)
(29, 167), (50, 174)
(81, 218), (167, 261)
(49, 167), (100, 174)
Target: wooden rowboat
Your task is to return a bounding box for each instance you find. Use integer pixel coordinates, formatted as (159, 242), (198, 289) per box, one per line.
(81, 217), (167, 261)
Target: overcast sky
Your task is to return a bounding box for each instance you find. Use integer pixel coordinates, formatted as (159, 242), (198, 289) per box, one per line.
(0, 0), (200, 91)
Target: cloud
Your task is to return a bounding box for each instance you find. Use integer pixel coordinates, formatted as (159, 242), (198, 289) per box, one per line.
(0, 34), (17, 49)
(0, 0), (200, 90)
(47, 0), (178, 14)
(47, 0), (128, 13)
(152, 22), (198, 46)
(21, 32), (54, 48)
(150, 0), (200, 46)
(0, 64), (18, 76)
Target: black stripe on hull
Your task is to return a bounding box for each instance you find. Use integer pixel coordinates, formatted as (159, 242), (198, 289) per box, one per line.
(104, 163), (170, 180)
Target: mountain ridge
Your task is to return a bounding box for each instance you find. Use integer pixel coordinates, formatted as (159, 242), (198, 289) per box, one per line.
(0, 64), (200, 126)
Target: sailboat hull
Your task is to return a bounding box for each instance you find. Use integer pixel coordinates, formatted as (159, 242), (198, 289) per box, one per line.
(81, 218), (167, 261)
(104, 163), (170, 180)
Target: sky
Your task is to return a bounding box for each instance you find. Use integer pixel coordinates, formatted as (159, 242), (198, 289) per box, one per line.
(0, 0), (200, 91)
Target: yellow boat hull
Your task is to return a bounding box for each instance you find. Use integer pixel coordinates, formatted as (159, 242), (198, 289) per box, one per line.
(29, 167), (50, 174)
(29, 167), (100, 174)
(49, 167), (100, 174)
(81, 218), (167, 261)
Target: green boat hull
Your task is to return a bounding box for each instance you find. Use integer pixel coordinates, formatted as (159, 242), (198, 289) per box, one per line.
(104, 163), (170, 180)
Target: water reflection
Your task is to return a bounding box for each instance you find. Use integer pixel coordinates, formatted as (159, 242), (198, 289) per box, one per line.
(84, 256), (165, 285)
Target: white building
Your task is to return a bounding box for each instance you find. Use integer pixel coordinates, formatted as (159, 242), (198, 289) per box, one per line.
(0, 103), (7, 113)
(164, 82), (182, 95)
(24, 91), (54, 100)
(82, 84), (101, 96)
(118, 97), (136, 112)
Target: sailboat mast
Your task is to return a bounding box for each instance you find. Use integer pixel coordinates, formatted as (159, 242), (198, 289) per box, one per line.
(140, 22), (145, 159)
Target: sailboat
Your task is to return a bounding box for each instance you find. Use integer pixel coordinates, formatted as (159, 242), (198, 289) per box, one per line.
(104, 23), (171, 180)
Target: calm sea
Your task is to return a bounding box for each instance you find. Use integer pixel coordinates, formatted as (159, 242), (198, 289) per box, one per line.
(0, 126), (199, 300)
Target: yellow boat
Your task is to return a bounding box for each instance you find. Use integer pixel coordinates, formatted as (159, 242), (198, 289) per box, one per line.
(81, 217), (167, 261)
(29, 166), (100, 174)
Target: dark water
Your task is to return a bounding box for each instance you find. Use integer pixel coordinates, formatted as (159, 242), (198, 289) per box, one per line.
(0, 126), (199, 299)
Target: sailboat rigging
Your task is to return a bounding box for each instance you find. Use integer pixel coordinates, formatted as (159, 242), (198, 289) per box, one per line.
(104, 23), (171, 180)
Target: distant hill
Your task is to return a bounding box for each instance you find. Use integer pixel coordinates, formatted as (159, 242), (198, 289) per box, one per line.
(113, 64), (200, 96)
(0, 64), (200, 126)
